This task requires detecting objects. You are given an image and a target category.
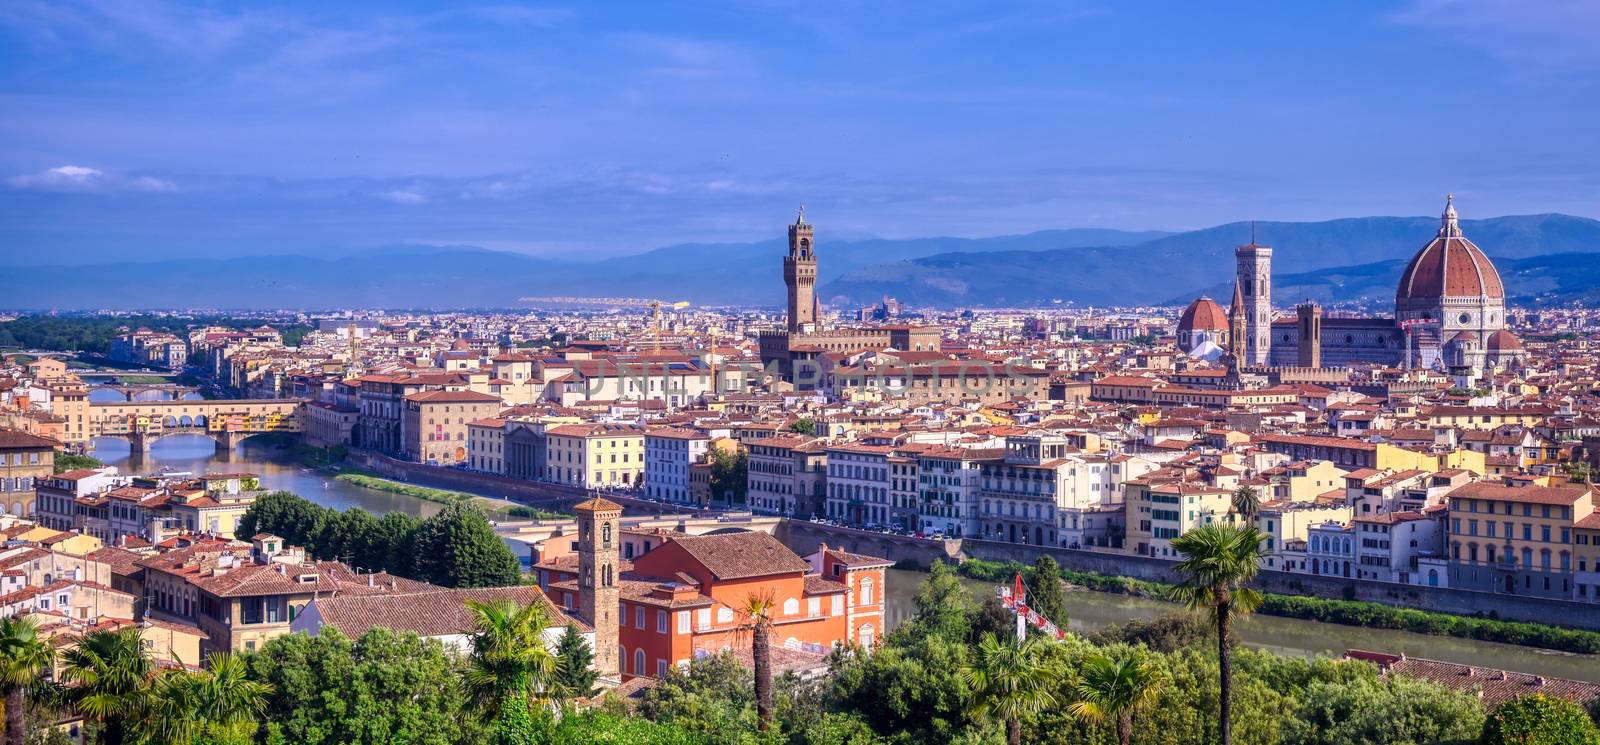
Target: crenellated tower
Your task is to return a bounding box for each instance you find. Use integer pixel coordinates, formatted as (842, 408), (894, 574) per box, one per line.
(783, 206), (818, 333)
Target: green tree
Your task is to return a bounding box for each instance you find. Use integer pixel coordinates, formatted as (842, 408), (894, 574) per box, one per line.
(909, 562), (977, 641)
(636, 652), (761, 742)
(551, 626), (597, 700)
(544, 710), (699, 744)
(787, 419), (818, 436)
(825, 631), (973, 743)
(52, 453), (102, 474)
(142, 658), (267, 745)
(409, 502), (522, 588)
(973, 597), (1017, 644)
(1230, 486), (1261, 525)
(1025, 556), (1069, 629)
(1068, 650), (1166, 745)
(1170, 524), (1266, 745)
(0, 617), (53, 745)
(1479, 694), (1600, 745)
(247, 627), (481, 745)
(464, 599), (558, 744)
(709, 449), (749, 507)
(961, 634), (1058, 745)
(59, 628), (152, 745)
(1282, 675), (1483, 745)
(1088, 612), (1212, 653)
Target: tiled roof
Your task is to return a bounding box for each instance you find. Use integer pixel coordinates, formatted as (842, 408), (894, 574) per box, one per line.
(669, 532), (812, 580)
(310, 585), (588, 638)
(1350, 650), (1600, 708)
(0, 429), (60, 449)
(1446, 482), (1595, 507)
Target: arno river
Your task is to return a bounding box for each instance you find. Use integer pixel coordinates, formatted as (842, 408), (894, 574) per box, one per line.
(91, 434), (1597, 683)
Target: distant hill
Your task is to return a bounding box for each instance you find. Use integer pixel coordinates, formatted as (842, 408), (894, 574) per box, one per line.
(0, 229), (1167, 309)
(820, 214), (1600, 308)
(6, 215), (1600, 310)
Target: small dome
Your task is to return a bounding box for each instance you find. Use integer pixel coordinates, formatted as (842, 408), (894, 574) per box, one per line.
(1178, 296), (1229, 332)
(1396, 198), (1505, 302)
(1450, 330), (1480, 344)
(1486, 330), (1523, 351)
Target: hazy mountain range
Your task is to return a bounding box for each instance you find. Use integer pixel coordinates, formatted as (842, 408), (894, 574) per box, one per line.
(6, 216), (1600, 310)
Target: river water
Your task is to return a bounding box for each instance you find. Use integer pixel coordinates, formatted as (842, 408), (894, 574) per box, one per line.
(883, 569), (1600, 683)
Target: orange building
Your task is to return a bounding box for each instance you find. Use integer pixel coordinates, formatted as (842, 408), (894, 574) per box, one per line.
(535, 528), (888, 681)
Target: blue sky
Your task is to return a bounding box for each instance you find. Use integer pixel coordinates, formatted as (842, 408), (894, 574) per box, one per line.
(2, 0), (1598, 264)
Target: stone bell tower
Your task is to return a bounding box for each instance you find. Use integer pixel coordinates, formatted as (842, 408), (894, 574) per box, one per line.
(575, 496), (622, 682)
(783, 206), (818, 333)
(1235, 237), (1273, 366)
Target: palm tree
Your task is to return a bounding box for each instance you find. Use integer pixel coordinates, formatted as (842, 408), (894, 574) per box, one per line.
(1230, 485), (1261, 525)
(961, 633), (1058, 745)
(1170, 524), (1265, 745)
(0, 617), (53, 745)
(59, 627), (153, 745)
(1068, 651), (1166, 745)
(193, 654), (270, 738)
(464, 599), (558, 717)
(736, 592), (776, 732)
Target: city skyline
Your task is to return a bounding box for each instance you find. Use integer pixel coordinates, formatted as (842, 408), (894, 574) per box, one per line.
(4, 0), (1600, 263)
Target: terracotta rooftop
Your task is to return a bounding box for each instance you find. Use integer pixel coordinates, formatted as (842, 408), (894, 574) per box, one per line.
(668, 532), (812, 580)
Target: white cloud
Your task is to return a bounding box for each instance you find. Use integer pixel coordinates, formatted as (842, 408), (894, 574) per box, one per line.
(381, 188), (428, 205)
(7, 165), (179, 193)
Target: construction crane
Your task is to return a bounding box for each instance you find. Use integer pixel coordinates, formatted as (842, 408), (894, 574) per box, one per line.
(519, 296), (691, 339)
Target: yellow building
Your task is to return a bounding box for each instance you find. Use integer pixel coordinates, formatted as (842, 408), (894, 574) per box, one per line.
(543, 423), (646, 489)
(1445, 481), (1597, 599)
(1124, 479), (1231, 559)
(1375, 443), (1485, 475)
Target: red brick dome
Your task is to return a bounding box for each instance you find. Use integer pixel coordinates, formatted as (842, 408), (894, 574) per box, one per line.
(1486, 329), (1522, 351)
(1178, 296), (1228, 332)
(1396, 197), (1504, 302)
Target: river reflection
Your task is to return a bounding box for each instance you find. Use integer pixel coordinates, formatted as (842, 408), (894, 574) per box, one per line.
(883, 568), (1600, 683)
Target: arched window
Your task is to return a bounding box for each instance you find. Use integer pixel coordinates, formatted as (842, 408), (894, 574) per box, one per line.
(783, 598), (799, 616)
(1428, 569), (1439, 587)
(602, 524), (612, 544)
(858, 624), (875, 648)
(859, 577), (874, 606)
(717, 607), (734, 624)
(634, 649), (645, 676)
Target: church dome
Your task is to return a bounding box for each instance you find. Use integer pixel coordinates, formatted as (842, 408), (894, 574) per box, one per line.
(1486, 329), (1523, 351)
(1396, 196), (1505, 302)
(1178, 296), (1228, 332)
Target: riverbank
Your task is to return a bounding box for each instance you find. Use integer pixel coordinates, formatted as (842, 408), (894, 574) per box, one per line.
(956, 558), (1600, 655)
(332, 472), (570, 520)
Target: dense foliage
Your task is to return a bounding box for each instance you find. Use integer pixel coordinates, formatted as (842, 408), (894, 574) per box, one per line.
(710, 449), (749, 506)
(0, 314), (310, 355)
(1478, 694), (1600, 745)
(53, 452), (104, 473)
(236, 491), (521, 588)
(956, 558), (1600, 654)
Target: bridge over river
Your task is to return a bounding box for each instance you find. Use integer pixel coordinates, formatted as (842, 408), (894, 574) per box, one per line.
(89, 398), (304, 452)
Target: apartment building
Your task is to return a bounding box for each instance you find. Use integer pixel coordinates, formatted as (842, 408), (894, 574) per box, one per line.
(543, 423), (646, 489)
(467, 417), (507, 474)
(746, 436), (828, 518)
(1124, 478), (1232, 559)
(1, 429), (57, 518)
(1354, 510), (1445, 584)
(1445, 481), (1597, 599)
(400, 390), (502, 465)
(644, 428), (714, 505)
(824, 444), (894, 526)
(915, 446), (1000, 538)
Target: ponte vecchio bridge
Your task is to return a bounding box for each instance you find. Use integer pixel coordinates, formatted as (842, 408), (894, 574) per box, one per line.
(89, 399), (305, 452)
